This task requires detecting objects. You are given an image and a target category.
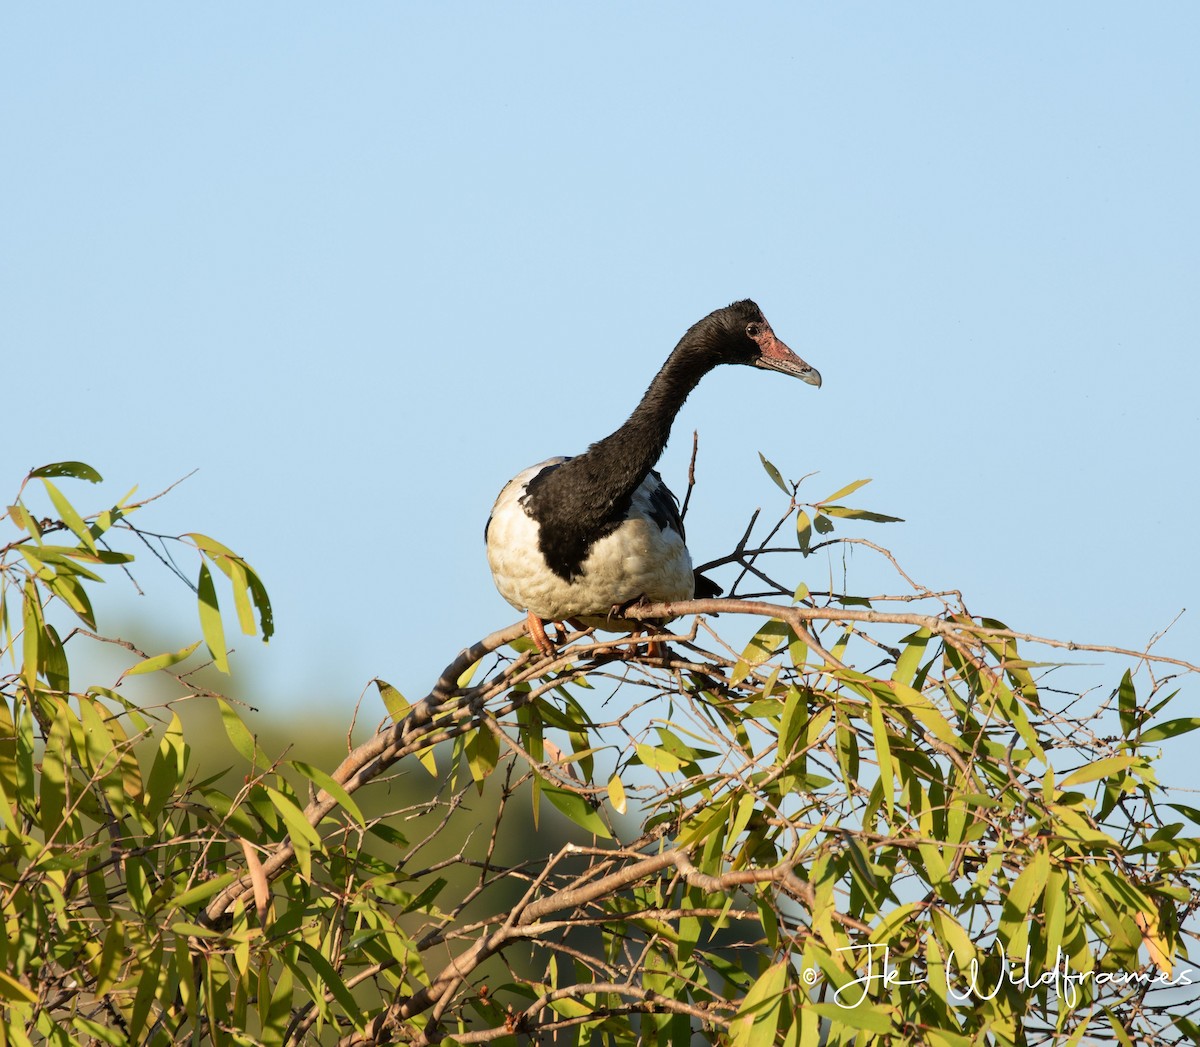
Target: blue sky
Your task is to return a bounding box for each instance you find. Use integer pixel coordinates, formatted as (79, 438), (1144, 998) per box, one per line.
(4, 5), (1198, 723)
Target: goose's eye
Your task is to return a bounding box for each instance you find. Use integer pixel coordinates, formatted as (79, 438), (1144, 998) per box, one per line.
(746, 323), (761, 339)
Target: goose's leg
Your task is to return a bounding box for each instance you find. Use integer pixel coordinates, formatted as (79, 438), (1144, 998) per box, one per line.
(526, 610), (556, 657)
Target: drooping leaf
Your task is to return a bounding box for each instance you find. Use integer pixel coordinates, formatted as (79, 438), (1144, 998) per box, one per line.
(730, 961), (788, 1047)
(216, 698), (265, 767)
(41, 479), (98, 553)
(607, 773), (627, 815)
(731, 619), (789, 685)
(21, 580), (44, 693)
(758, 453), (791, 495)
(294, 942), (366, 1030)
(796, 509), (812, 553)
(197, 562), (230, 673)
(540, 784), (611, 838)
(1001, 846), (1050, 954)
(465, 724), (500, 787)
(1117, 669), (1138, 737)
(869, 695), (894, 824)
(30, 461), (103, 483)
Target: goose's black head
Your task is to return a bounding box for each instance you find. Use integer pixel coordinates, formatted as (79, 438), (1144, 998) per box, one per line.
(688, 299), (822, 387)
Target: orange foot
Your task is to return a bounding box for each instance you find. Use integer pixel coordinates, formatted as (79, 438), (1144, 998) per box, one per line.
(620, 625), (665, 660)
(526, 610), (557, 658)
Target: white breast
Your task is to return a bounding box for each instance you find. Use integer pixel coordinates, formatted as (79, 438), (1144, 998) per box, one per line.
(486, 458), (695, 626)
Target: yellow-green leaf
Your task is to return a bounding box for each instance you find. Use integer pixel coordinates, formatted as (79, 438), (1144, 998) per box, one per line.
(607, 773), (627, 815)
(731, 961), (788, 1047)
(172, 872), (240, 909)
(1140, 717), (1200, 743)
(197, 562), (230, 673)
(217, 698), (263, 766)
(635, 742), (683, 774)
(291, 760), (366, 827)
(796, 509), (812, 553)
(376, 678), (409, 720)
(809, 1002), (894, 1033)
(731, 619), (788, 685)
(820, 478), (872, 504)
(42, 479), (98, 554)
(1060, 755), (1140, 789)
(870, 695), (894, 823)
(0, 969), (38, 1004)
(123, 641), (203, 678)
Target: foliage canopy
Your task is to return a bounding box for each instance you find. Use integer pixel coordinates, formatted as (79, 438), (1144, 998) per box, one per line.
(1, 460), (1198, 1045)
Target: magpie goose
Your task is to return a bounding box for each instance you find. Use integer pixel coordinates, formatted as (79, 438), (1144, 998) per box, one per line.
(485, 299), (821, 655)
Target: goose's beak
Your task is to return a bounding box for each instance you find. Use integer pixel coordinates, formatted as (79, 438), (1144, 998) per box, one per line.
(752, 327), (822, 387)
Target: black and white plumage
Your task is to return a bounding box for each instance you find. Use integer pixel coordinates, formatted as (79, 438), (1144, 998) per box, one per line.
(485, 299), (821, 653)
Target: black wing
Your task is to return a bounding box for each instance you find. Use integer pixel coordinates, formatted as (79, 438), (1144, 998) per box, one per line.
(645, 469), (685, 538)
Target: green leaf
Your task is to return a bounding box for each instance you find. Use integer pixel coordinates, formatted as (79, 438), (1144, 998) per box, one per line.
(186, 532), (240, 558)
(465, 724), (499, 786)
(172, 872), (240, 909)
(893, 628), (932, 686)
(30, 461), (103, 483)
(796, 509), (812, 553)
(22, 580), (45, 693)
(635, 742), (684, 774)
(1001, 846), (1050, 953)
(46, 571), (96, 628)
(731, 961), (787, 1047)
(376, 678), (409, 719)
(0, 969), (38, 1004)
(295, 942), (366, 1030)
(819, 478), (872, 504)
(1105, 1008), (1136, 1047)
(809, 1002), (894, 1033)
(143, 715), (186, 828)
(1139, 717), (1200, 743)
(891, 682), (967, 752)
(216, 698), (264, 766)
(41, 478), (98, 553)
(731, 619), (789, 685)
(870, 695), (894, 824)
(1060, 755), (1140, 789)
(197, 561), (230, 673)
(7, 503), (38, 538)
(187, 534), (273, 641)
(291, 760), (366, 827)
(226, 557), (257, 636)
(758, 453), (791, 495)
(1117, 669), (1137, 737)
(821, 506), (904, 523)
(541, 784), (611, 838)
(123, 640), (203, 678)
(265, 786), (322, 848)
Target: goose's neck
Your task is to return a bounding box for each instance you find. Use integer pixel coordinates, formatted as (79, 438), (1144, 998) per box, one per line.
(563, 341), (716, 514)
